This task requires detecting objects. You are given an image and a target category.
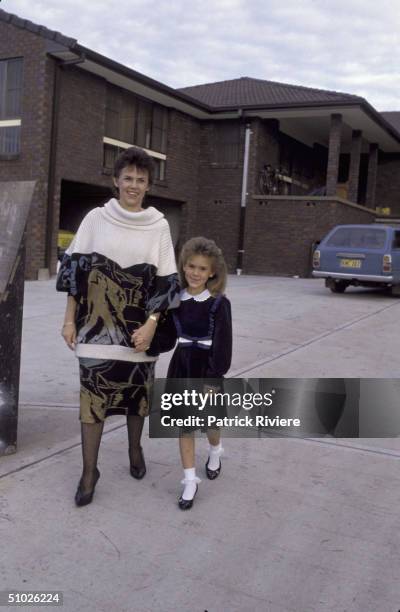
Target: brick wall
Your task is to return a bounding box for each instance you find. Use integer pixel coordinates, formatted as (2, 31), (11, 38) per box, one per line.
(0, 22), (52, 278)
(195, 120), (246, 271)
(49, 65), (110, 272)
(161, 109), (201, 250)
(376, 153), (400, 215)
(192, 118), (333, 273)
(243, 197), (376, 277)
(347, 130), (362, 202)
(326, 114), (342, 196)
(49, 66), (203, 273)
(56, 67), (108, 184)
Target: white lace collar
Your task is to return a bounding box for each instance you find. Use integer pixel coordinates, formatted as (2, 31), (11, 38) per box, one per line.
(180, 288), (211, 302)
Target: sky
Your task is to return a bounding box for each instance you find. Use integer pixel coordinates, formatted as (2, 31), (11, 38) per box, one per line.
(4, 0), (400, 111)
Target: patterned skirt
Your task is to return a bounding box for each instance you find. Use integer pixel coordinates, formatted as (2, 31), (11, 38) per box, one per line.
(79, 358), (155, 424)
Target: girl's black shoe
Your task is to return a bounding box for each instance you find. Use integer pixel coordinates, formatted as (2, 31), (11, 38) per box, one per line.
(130, 446), (146, 479)
(75, 468), (100, 507)
(205, 458), (221, 480)
(178, 485), (198, 510)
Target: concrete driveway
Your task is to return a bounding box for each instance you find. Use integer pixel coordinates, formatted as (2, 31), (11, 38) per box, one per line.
(0, 276), (399, 612)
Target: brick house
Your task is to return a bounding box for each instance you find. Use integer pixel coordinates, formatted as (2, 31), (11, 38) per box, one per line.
(1, 8), (400, 279)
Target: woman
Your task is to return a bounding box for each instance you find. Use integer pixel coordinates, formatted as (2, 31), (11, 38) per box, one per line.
(57, 146), (179, 506)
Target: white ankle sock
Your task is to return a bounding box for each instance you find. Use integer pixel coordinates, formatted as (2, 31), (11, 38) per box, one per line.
(181, 468), (200, 500)
(207, 443), (223, 471)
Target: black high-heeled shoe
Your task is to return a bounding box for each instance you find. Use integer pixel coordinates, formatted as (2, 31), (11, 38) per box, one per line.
(205, 458), (221, 480)
(129, 446), (146, 480)
(178, 485), (198, 510)
(75, 468), (100, 507)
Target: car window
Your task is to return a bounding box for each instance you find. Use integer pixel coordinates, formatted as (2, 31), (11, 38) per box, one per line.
(393, 231), (400, 249)
(326, 227), (386, 249)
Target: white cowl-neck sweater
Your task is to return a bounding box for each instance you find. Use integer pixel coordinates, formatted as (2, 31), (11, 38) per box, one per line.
(56, 198), (179, 363)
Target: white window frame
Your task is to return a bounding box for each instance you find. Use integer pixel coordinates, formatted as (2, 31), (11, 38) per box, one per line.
(0, 119), (21, 127)
(103, 137), (167, 180)
(0, 119), (22, 156)
(103, 136), (166, 161)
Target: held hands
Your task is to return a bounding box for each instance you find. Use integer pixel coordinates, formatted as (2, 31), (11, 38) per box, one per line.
(61, 322), (77, 350)
(131, 318), (157, 353)
(61, 318), (157, 352)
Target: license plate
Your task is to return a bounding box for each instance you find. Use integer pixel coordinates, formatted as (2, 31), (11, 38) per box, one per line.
(340, 258), (361, 269)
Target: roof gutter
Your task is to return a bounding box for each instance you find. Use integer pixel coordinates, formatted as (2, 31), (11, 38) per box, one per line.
(72, 43), (212, 113)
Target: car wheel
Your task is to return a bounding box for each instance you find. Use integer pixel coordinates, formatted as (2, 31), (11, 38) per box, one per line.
(330, 281), (347, 293)
(391, 284), (400, 297)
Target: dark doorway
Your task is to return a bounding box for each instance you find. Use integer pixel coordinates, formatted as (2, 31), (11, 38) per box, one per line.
(59, 180), (182, 250)
(59, 180), (112, 233)
(146, 195), (182, 248)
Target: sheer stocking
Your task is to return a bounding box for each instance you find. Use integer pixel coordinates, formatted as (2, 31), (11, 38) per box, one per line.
(127, 414), (145, 469)
(79, 421), (104, 493)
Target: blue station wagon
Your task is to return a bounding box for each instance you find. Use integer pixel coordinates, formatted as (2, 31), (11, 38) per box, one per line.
(312, 224), (400, 295)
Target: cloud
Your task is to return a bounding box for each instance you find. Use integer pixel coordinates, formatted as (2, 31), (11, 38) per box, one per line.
(5, 0), (400, 110)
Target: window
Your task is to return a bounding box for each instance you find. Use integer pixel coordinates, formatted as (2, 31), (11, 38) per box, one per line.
(0, 58), (23, 155)
(214, 123), (240, 164)
(103, 144), (166, 181)
(151, 105), (168, 154)
(103, 144), (119, 172)
(393, 231), (400, 249)
(152, 158), (166, 181)
(327, 227), (386, 249)
(0, 126), (20, 155)
(105, 88), (136, 144)
(104, 85), (168, 180)
(105, 85), (168, 154)
(136, 99), (152, 149)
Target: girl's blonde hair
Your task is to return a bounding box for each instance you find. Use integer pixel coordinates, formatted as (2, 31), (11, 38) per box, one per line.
(178, 236), (227, 296)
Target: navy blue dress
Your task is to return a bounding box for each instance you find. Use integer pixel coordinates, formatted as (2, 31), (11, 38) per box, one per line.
(167, 289), (232, 380)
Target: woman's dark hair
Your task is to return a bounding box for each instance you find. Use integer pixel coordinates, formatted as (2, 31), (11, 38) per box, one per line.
(178, 236), (227, 296)
(113, 146), (154, 184)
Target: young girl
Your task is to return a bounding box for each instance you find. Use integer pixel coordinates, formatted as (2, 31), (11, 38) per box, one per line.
(167, 237), (232, 510)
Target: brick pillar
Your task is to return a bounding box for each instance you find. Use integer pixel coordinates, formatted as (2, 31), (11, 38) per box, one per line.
(365, 143), (378, 208)
(347, 130), (362, 203)
(326, 114), (342, 196)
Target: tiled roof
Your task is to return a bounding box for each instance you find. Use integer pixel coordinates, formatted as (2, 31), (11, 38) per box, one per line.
(179, 76), (364, 108)
(381, 112), (400, 132)
(0, 8), (77, 48)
